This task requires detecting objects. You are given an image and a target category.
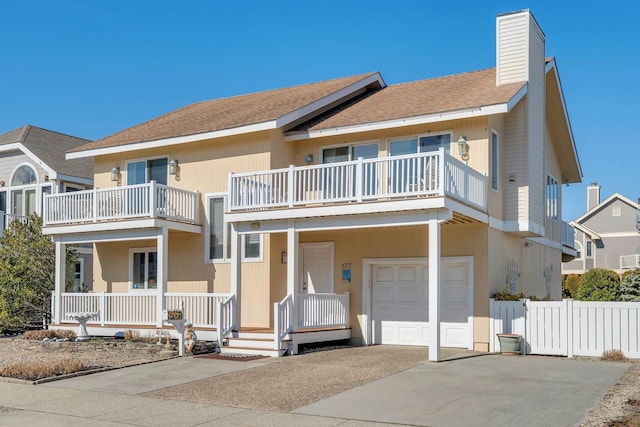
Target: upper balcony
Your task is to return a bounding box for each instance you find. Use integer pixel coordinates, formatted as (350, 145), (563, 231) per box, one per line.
(43, 182), (200, 234)
(228, 149), (486, 222)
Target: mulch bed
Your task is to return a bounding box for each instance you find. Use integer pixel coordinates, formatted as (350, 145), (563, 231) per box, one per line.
(195, 353), (267, 362)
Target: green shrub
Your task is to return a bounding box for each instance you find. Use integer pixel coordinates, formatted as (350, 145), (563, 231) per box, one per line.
(620, 269), (640, 301)
(577, 268), (621, 301)
(493, 288), (526, 301)
(564, 274), (580, 298)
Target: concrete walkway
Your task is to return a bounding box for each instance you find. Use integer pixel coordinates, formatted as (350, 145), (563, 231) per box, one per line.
(0, 349), (631, 426)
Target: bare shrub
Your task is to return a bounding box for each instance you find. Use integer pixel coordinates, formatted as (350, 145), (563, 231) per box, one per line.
(0, 358), (84, 380)
(124, 329), (140, 341)
(601, 349), (629, 362)
(21, 329), (77, 340)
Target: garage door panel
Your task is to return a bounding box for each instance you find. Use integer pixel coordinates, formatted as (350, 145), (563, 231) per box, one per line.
(372, 261), (470, 348)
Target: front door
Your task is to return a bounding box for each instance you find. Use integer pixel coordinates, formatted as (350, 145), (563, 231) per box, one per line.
(300, 242), (334, 294)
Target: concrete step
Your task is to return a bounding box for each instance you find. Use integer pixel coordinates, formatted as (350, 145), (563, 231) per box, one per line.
(219, 345), (287, 358)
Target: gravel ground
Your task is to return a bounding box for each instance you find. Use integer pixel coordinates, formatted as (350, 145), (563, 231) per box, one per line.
(0, 337), (637, 424)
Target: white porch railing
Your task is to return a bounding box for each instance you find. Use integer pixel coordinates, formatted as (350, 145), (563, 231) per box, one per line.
(0, 212), (29, 237)
(43, 181), (199, 226)
(561, 221), (575, 248)
(165, 293), (229, 327)
(298, 292), (350, 330)
(229, 149), (486, 212)
(490, 299), (640, 358)
(217, 295), (236, 345)
(274, 294), (293, 350)
(621, 254), (640, 270)
(58, 292), (231, 328)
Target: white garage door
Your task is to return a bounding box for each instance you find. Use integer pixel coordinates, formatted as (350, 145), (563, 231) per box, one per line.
(371, 260), (471, 348)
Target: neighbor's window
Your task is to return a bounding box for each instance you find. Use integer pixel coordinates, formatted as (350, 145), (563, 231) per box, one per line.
(546, 175), (559, 221)
(11, 164), (37, 186)
(574, 241), (582, 259)
(586, 240), (593, 258)
(127, 158), (168, 186)
(491, 131), (499, 191)
(129, 248), (158, 290)
(612, 206), (621, 217)
(206, 194), (262, 261)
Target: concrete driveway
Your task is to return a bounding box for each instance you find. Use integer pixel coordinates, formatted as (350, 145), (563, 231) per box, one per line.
(0, 347), (631, 426)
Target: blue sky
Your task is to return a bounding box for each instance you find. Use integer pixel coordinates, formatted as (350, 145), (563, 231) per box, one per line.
(0, 1), (637, 221)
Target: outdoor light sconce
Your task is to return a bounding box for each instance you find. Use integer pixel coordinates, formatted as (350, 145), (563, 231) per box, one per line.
(457, 136), (469, 159)
(304, 154), (313, 164)
(110, 166), (120, 182)
(169, 159), (179, 175)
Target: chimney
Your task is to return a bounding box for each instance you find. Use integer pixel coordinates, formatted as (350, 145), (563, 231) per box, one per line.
(587, 183), (600, 211)
(496, 10), (545, 86)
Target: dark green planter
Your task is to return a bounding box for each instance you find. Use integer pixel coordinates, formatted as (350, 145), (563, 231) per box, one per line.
(497, 333), (522, 354)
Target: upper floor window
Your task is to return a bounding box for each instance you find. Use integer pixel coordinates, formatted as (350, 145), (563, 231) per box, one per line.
(490, 131), (499, 191)
(11, 164), (37, 186)
(322, 142), (378, 163)
(389, 133), (451, 156)
(206, 194), (262, 262)
(546, 175), (559, 222)
(127, 158), (168, 186)
(574, 241), (583, 259)
(586, 240), (593, 258)
(612, 206), (621, 217)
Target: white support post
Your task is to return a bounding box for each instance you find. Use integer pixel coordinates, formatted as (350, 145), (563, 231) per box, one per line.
(156, 227), (168, 328)
(438, 147), (446, 196)
(288, 165), (295, 207)
(53, 240), (65, 324)
(150, 180), (157, 217)
(230, 223), (241, 330)
(287, 220), (299, 331)
(428, 218), (441, 362)
(355, 157), (364, 202)
(92, 187), (98, 222)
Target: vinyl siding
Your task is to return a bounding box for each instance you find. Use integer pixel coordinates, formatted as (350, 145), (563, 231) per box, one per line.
(503, 99), (527, 222)
(0, 150), (48, 184)
(496, 13), (530, 85)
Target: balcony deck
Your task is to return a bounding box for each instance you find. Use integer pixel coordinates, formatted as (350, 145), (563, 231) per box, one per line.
(228, 149), (487, 220)
(42, 182), (199, 232)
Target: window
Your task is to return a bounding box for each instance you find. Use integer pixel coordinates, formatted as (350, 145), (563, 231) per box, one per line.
(127, 158), (168, 185)
(389, 133), (451, 156)
(322, 142), (379, 197)
(491, 131), (499, 191)
(546, 175), (559, 221)
(574, 241), (582, 259)
(206, 194), (262, 261)
(612, 206), (621, 217)
(322, 142), (378, 163)
(11, 165), (37, 186)
(586, 240), (593, 258)
(129, 248), (158, 290)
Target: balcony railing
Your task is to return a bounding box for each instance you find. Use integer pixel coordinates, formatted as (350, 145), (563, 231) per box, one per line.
(562, 222), (575, 249)
(43, 181), (199, 226)
(229, 148), (486, 212)
(621, 254), (640, 270)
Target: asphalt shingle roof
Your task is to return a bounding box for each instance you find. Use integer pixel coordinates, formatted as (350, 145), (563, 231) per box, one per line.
(0, 125), (93, 179)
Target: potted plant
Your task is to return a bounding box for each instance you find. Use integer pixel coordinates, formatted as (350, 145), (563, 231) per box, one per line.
(493, 288), (525, 355)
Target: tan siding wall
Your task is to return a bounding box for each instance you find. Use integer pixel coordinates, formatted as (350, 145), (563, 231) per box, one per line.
(496, 12), (530, 85)
(504, 99), (527, 222)
(298, 223), (490, 350)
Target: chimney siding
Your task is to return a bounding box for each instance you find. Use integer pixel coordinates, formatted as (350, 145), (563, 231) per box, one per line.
(587, 183), (601, 211)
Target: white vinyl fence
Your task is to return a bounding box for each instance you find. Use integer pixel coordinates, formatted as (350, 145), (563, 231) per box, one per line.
(490, 299), (640, 358)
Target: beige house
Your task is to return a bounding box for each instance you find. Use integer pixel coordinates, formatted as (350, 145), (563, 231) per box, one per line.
(44, 10), (581, 360)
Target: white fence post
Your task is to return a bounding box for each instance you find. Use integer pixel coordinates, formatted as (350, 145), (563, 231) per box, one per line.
(566, 299), (574, 358)
(100, 292), (106, 326)
(288, 165), (295, 208)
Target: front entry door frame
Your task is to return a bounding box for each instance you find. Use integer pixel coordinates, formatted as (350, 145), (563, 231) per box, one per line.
(299, 242), (334, 294)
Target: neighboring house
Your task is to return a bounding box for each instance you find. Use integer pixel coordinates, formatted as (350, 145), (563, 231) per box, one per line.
(562, 183), (640, 276)
(0, 125), (94, 290)
(44, 10), (581, 360)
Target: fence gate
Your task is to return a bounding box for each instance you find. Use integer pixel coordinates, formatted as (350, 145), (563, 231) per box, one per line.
(526, 301), (568, 356)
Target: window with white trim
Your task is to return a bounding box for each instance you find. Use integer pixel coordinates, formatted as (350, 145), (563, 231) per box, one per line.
(586, 240), (593, 258)
(546, 175), (559, 221)
(389, 133), (451, 156)
(574, 241), (582, 259)
(129, 247), (158, 290)
(490, 131), (499, 191)
(206, 194), (262, 262)
(127, 157), (168, 185)
(612, 206), (621, 217)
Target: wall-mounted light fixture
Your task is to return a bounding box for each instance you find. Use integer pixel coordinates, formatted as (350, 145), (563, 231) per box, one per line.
(0, 180), (5, 187)
(42, 174), (49, 182)
(169, 159), (179, 175)
(110, 166), (120, 182)
(281, 251), (288, 264)
(304, 154), (313, 164)
(457, 136), (469, 158)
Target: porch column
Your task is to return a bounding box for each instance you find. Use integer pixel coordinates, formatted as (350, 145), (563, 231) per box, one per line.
(230, 223), (241, 330)
(156, 227), (168, 328)
(428, 218), (441, 362)
(287, 220), (299, 331)
(53, 239), (65, 324)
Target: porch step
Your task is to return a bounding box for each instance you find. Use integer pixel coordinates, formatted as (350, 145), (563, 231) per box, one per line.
(219, 345), (287, 358)
(227, 337), (279, 350)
